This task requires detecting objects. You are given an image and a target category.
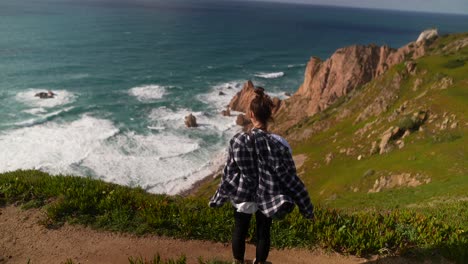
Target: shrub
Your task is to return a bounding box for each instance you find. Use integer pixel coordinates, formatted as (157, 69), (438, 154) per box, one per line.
(443, 59), (465, 69)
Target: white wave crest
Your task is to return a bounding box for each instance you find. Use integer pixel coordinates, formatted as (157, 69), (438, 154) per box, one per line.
(15, 107), (74, 127)
(0, 114), (213, 194)
(254, 72), (285, 79)
(197, 81), (243, 111)
(0, 115), (119, 174)
(287, 64), (305, 68)
(15, 89), (76, 108)
(129, 85), (166, 101)
(23, 108), (47, 115)
(267, 92), (291, 100)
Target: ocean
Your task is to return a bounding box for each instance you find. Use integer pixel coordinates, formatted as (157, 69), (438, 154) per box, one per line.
(1, 0), (467, 194)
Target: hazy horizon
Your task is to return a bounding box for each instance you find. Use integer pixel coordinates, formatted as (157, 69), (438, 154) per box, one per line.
(251, 0), (468, 15)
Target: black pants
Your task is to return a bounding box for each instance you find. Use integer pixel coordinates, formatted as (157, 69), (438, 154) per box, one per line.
(232, 209), (273, 262)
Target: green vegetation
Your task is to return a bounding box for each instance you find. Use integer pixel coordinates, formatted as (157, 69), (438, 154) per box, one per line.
(1, 170), (467, 263)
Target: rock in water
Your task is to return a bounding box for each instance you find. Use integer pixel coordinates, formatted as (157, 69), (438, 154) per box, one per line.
(184, 113), (198, 128)
(221, 108), (231, 116)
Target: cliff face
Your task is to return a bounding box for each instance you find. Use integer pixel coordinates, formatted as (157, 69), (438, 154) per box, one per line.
(273, 34), (431, 133)
(227, 30), (437, 134)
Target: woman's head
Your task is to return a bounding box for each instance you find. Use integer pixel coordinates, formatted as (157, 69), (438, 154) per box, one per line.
(249, 87), (274, 128)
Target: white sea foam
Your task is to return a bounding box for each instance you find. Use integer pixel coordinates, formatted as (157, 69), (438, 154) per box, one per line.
(148, 106), (237, 133)
(0, 114), (215, 194)
(81, 131), (206, 194)
(147, 126), (165, 131)
(15, 89), (76, 108)
(267, 92), (290, 100)
(129, 85), (166, 102)
(197, 81), (243, 110)
(287, 63), (305, 68)
(0, 115), (119, 174)
(23, 108), (47, 115)
(15, 107), (74, 127)
(254, 72), (285, 79)
(149, 107), (192, 130)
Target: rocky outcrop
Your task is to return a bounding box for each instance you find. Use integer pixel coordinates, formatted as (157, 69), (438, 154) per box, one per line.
(236, 114), (252, 131)
(221, 108), (231, 116)
(379, 126), (401, 154)
(369, 173), (431, 193)
(184, 113), (198, 128)
(416, 29), (438, 43)
(274, 30), (437, 133)
(228, 80), (256, 113)
(228, 80), (282, 115)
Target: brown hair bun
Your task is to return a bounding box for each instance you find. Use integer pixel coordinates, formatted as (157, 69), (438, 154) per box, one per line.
(254, 87), (265, 97)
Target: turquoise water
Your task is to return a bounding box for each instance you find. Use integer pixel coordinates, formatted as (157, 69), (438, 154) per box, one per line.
(1, 0), (467, 193)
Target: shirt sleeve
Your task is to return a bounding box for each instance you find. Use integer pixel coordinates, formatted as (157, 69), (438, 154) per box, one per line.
(276, 149), (314, 218)
(209, 138), (238, 207)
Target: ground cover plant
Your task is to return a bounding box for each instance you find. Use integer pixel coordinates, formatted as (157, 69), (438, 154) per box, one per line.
(1, 170), (467, 263)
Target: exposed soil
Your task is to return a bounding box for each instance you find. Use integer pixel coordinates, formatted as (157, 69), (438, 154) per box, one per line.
(0, 206), (450, 264)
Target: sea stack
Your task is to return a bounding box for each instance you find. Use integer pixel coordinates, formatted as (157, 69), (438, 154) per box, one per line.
(184, 113), (198, 127)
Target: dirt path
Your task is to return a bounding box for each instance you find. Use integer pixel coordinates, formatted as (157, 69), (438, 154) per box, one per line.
(0, 206), (447, 264)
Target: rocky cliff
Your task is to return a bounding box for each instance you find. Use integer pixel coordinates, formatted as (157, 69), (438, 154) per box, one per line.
(273, 30), (435, 133)
(202, 31), (467, 220)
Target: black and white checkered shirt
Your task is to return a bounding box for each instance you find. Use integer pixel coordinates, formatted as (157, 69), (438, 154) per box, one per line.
(209, 128), (314, 219)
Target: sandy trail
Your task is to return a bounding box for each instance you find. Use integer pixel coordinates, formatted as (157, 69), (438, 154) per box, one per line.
(0, 206), (447, 264)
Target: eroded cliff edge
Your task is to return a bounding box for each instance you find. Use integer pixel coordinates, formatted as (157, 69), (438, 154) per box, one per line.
(227, 29), (438, 135)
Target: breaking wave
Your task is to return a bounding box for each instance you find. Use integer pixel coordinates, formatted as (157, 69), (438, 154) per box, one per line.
(254, 72), (285, 79)
(129, 84), (167, 102)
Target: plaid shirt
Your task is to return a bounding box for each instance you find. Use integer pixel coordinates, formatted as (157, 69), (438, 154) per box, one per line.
(209, 128), (314, 218)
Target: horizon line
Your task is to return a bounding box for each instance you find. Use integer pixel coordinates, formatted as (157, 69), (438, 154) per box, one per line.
(248, 0), (468, 16)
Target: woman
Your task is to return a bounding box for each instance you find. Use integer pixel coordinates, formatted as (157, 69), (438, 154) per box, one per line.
(209, 87), (314, 264)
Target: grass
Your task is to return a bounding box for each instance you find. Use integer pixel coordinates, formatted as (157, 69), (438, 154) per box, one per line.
(1, 170), (467, 263)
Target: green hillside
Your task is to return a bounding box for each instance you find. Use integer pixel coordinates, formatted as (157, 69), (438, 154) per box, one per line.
(195, 33), (468, 229)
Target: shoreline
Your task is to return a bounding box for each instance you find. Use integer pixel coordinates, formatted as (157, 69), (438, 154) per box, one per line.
(178, 164), (223, 197)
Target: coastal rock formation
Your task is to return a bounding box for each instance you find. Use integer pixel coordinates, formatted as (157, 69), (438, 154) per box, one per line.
(236, 113), (252, 128)
(416, 29), (438, 43)
(221, 108), (230, 116)
(228, 80), (256, 112)
(274, 30), (437, 133)
(184, 113), (198, 128)
(228, 80), (282, 115)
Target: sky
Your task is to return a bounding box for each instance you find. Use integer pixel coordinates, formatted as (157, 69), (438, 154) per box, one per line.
(256, 0), (468, 15)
